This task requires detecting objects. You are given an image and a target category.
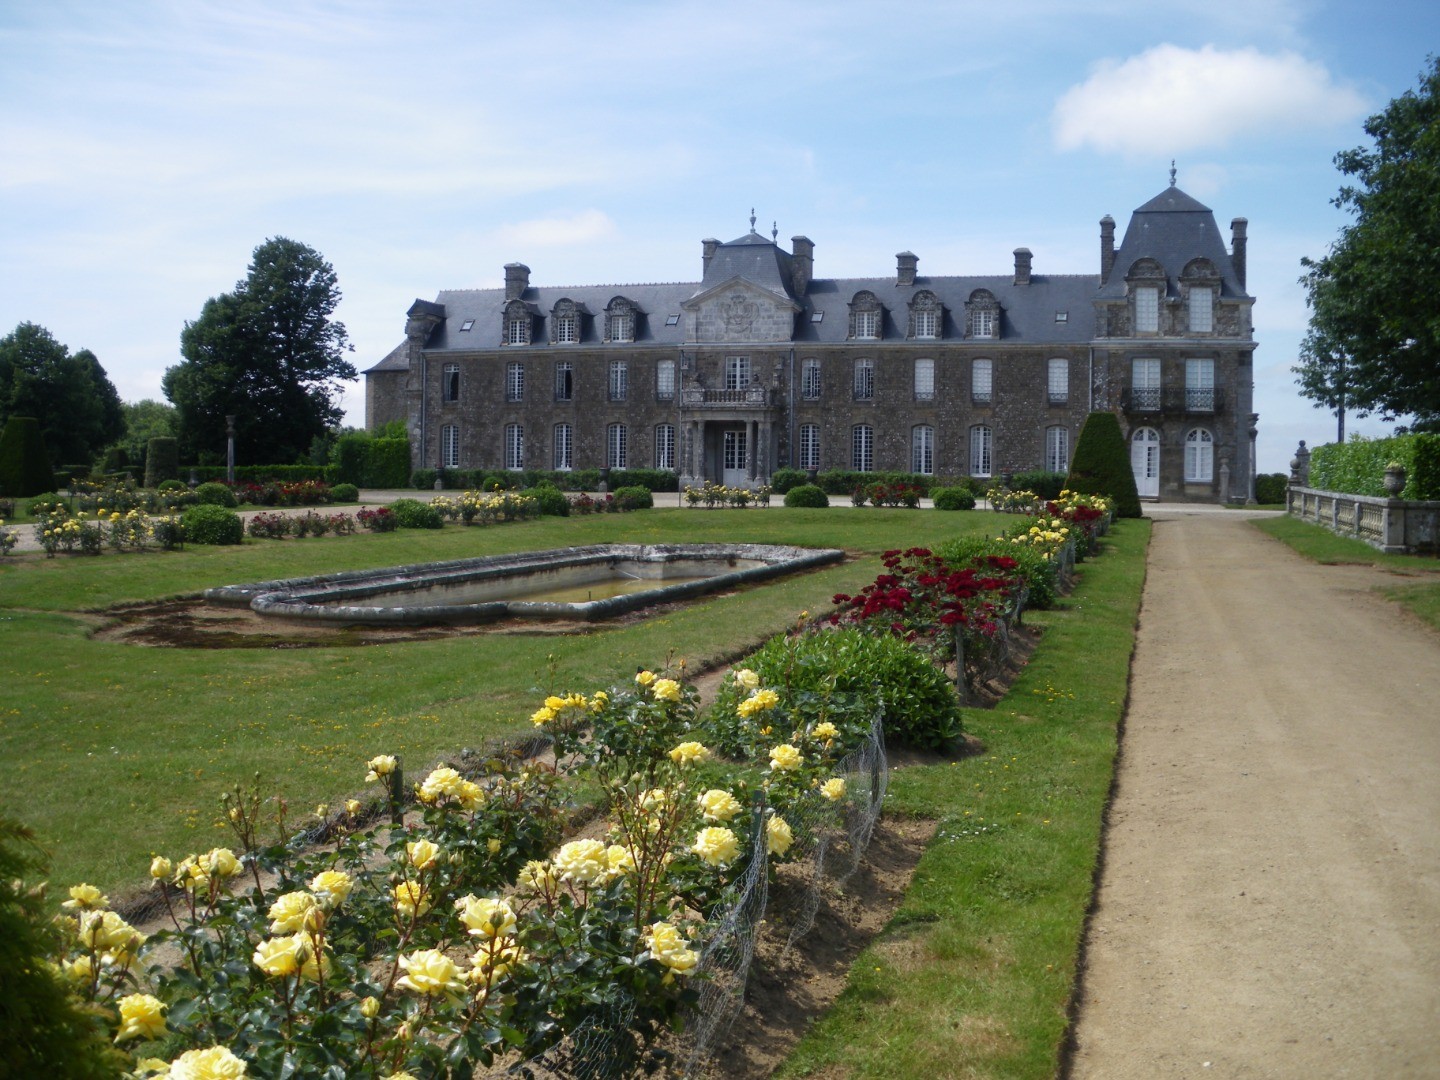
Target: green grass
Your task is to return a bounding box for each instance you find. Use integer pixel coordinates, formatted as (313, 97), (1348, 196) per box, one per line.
(0, 508), (1007, 897)
(778, 520), (1150, 1079)
(1251, 515), (1440, 632)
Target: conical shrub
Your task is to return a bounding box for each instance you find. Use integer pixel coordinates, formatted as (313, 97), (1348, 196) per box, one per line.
(0, 416), (57, 497)
(1066, 411), (1142, 518)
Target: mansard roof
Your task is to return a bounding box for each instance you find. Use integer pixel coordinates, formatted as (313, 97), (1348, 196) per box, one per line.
(1098, 184), (1248, 301)
(697, 230), (797, 300)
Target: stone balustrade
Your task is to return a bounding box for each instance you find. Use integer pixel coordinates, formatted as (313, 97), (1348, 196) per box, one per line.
(1287, 485), (1440, 554)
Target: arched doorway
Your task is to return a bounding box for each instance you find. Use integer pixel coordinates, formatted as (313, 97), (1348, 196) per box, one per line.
(1131, 427), (1160, 498)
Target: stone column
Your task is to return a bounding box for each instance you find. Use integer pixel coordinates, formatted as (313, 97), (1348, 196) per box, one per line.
(747, 420), (758, 482)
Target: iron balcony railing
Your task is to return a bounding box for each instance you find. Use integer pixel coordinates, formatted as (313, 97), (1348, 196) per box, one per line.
(680, 386), (770, 408)
(1122, 387), (1225, 414)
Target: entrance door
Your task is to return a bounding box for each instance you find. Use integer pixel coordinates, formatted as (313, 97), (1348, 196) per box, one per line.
(1131, 427), (1160, 498)
(722, 429), (748, 487)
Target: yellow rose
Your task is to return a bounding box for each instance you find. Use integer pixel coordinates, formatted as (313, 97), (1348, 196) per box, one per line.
(530, 705), (556, 727)
(62, 883), (109, 911)
(406, 838), (442, 870)
(470, 937), (526, 989)
(78, 910), (144, 959)
(252, 936), (300, 978)
(167, 1045), (248, 1080)
(768, 744), (803, 772)
(821, 777), (847, 801)
(652, 678), (681, 702)
(267, 891), (319, 934)
(359, 995), (380, 1018)
(456, 779), (486, 811)
(737, 688), (780, 718)
(149, 856), (172, 881)
(392, 881), (431, 919)
(309, 869), (353, 907)
(115, 993), (167, 1042)
(734, 668), (760, 691)
(639, 787), (667, 812)
(518, 859), (556, 894)
(667, 741), (709, 765)
(487, 837), (502, 854)
(396, 948), (466, 998)
(553, 839), (609, 884)
(647, 921), (698, 976)
(812, 722), (838, 743)
(634, 670), (657, 686)
(766, 814), (794, 856)
(456, 895), (516, 939)
(345, 799), (362, 816)
(365, 754), (397, 782)
(62, 955), (93, 984)
(201, 848), (241, 878)
(693, 826), (740, 867)
(418, 767), (464, 803)
(696, 788), (742, 822)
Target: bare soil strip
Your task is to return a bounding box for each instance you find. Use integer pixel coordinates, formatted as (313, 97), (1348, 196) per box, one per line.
(1069, 513), (1440, 1079)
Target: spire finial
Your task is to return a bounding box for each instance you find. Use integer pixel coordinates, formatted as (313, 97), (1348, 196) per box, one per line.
(749, 208), (756, 232)
(771, 220), (778, 242)
(1169, 160), (1177, 187)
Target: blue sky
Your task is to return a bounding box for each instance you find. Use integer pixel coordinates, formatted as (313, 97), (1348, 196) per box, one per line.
(2, 0), (1435, 473)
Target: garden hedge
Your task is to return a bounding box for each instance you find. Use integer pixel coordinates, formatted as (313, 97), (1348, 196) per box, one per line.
(0, 416), (56, 498)
(1309, 433), (1440, 500)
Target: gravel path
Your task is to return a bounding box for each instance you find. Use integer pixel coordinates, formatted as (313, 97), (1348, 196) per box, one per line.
(1068, 510), (1440, 1079)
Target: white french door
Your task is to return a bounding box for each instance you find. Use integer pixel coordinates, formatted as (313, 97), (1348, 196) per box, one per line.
(1131, 427), (1160, 498)
(722, 429), (748, 486)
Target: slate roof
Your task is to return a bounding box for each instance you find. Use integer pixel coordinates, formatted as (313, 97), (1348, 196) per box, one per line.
(1097, 185), (1248, 301)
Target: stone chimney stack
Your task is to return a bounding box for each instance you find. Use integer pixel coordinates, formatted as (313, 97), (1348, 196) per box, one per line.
(504, 263), (530, 301)
(1231, 218), (1248, 292)
(1100, 216), (1116, 285)
(791, 236), (814, 296)
(896, 251), (918, 287)
(1013, 247), (1033, 286)
(701, 238), (719, 276)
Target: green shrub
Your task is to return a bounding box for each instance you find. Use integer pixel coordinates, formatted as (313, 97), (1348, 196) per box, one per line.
(1254, 473), (1289, 504)
(182, 503), (243, 545)
(411, 468), (438, 490)
(480, 472), (516, 492)
(606, 468), (679, 492)
(528, 484), (570, 516)
(936, 533), (1060, 610)
(1067, 412), (1141, 518)
(784, 484), (829, 508)
(1309, 432), (1440, 500)
(768, 467), (808, 493)
(388, 497), (444, 529)
(143, 436), (178, 488)
(330, 482), (360, 503)
(612, 485), (653, 510)
(932, 486), (977, 511)
(193, 481), (238, 507)
(331, 432), (370, 485)
(0, 416), (56, 497)
(708, 628), (963, 753)
(26, 492), (64, 515)
(366, 437), (411, 488)
(156, 478), (188, 493)
(1008, 470), (1067, 500)
(815, 469), (932, 495)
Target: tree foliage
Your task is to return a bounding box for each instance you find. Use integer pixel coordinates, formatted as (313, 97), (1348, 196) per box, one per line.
(1296, 57), (1440, 432)
(0, 323), (125, 466)
(1066, 411), (1141, 518)
(164, 238), (356, 465)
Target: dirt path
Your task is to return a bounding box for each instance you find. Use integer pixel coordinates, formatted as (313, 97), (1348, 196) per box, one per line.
(1068, 512), (1440, 1078)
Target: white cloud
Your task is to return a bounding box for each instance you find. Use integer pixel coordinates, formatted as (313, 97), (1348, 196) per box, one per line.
(491, 211), (620, 250)
(1052, 45), (1368, 156)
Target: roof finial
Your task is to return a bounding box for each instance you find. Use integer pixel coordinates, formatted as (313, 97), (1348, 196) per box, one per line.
(1169, 160), (1177, 187)
(749, 208), (756, 232)
(771, 220), (778, 242)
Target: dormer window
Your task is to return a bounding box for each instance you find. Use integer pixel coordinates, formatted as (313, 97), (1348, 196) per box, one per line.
(503, 300), (531, 345)
(554, 312), (577, 344)
(1188, 288), (1212, 333)
(1181, 258), (1219, 334)
(910, 291), (941, 340)
(965, 289), (999, 340)
(605, 297), (637, 343)
(1127, 258), (1165, 335)
(849, 291), (883, 340)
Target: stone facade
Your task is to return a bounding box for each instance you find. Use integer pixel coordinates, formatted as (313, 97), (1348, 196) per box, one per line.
(365, 185), (1258, 501)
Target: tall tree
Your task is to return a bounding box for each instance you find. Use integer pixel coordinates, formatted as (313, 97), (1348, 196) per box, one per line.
(0, 322), (125, 465)
(1295, 56), (1440, 432)
(164, 238), (356, 464)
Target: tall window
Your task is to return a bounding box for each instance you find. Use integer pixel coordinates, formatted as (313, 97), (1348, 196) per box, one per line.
(852, 425), (874, 472)
(1188, 287), (1213, 333)
(914, 309), (938, 339)
(607, 423), (628, 469)
(506, 361), (524, 402)
(656, 359), (675, 401)
(506, 316), (529, 345)
(725, 355), (751, 390)
(1185, 428), (1214, 482)
(853, 359), (874, 400)
(1045, 425), (1069, 473)
(801, 359), (821, 400)
(608, 360), (628, 401)
(914, 358), (934, 401)
(1131, 358), (1161, 410)
(799, 424), (820, 471)
(655, 424), (675, 471)
(441, 424), (459, 469)
(912, 425), (934, 475)
(1047, 358), (1068, 404)
(1185, 358), (1215, 411)
(504, 424), (524, 470)
(554, 361), (573, 401)
(554, 311), (578, 344)
(1135, 286), (1159, 333)
(854, 310), (879, 340)
(442, 363), (460, 403)
(969, 425), (992, 477)
(972, 358), (993, 404)
(972, 308), (994, 339)
(553, 424), (573, 471)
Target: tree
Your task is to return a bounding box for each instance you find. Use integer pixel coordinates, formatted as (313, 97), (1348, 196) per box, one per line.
(0, 416), (56, 497)
(1296, 56), (1440, 432)
(164, 238), (356, 465)
(0, 323), (125, 466)
(113, 399), (178, 470)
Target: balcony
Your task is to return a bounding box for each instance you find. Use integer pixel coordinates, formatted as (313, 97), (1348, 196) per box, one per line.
(1122, 387), (1225, 415)
(680, 386), (770, 409)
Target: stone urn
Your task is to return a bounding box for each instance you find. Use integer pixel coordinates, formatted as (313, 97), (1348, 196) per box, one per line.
(1384, 463), (1407, 497)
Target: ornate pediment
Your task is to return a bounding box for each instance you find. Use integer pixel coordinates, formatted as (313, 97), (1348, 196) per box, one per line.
(685, 279), (799, 343)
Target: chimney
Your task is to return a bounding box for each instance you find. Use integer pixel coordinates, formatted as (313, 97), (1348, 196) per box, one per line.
(1013, 247), (1033, 286)
(1231, 217), (1248, 292)
(791, 236), (814, 295)
(504, 262), (530, 301)
(1100, 216), (1116, 285)
(895, 251), (918, 287)
(701, 238), (719, 276)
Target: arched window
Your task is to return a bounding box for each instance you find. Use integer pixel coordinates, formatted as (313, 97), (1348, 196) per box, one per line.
(551, 298), (581, 344)
(1185, 428), (1213, 482)
(910, 290), (941, 339)
(503, 300), (531, 345)
(966, 289), (999, 340)
(605, 297), (636, 343)
(849, 291), (883, 340)
(912, 425), (934, 475)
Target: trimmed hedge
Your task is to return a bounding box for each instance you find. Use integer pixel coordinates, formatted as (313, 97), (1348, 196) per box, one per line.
(932, 486), (977, 511)
(1067, 412), (1141, 518)
(527, 484), (570, 516)
(188, 465), (337, 484)
(783, 484), (829, 508)
(330, 483), (360, 503)
(1006, 470), (1067, 500)
(0, 417), (56, 498)
(388, 497), (444, 529)
(182, 504), (243, 545)
(194, 481), (238, 508)
(769, 467), (809, 494)
(1255, 473), (1288, 505)
(814, 469), (934, 495)
(1309, 433), (1440, 500)
(611, 485), (653, 510)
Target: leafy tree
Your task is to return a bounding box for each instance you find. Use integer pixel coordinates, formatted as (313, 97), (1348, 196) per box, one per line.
(0, 323), (125, 465)
(1296, 56), (1440, 432)
(113, 399), (177, 469)
(164, 237), (356, 465)
(0, 416), (56, 497)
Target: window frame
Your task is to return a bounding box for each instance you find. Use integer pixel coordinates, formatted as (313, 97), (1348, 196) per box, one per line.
(1047, 358), (1069, 404)
(799, 423), (820, 471)
(504, 423), (524, 471)
(654, 424), (676, 471)
(914, 358), (935, 401)
(972, 358), (993, 405)
(853, 358), (875, 401)
(1188, 286), (1213, 333)
(505, 361), (525, 403)
(441, 424), (460, 469)
(725, 355), (751, 391)
(1185, 357), (1216, 411)
(655, 359), (676, 401)
(1185, 427), (1214, 482)
(911, 424), (934, 475)
(553, 423), (573, 471)
(608, 360), (628, 402)
(1045, 425), (1069, 473)
(506, 314), (530, 345)
(607, 422), (628, 469)
(554, 361), (573, 402)
(1135, 286), (1160, 333)
(969, 424), (993, 478)
(442, 363), (460, 404)
(801, 358), (822, 401)
(851, 424), (874, 473)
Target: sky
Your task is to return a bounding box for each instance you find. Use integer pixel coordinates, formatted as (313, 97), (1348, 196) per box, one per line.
(2, 0), (1436, 474)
